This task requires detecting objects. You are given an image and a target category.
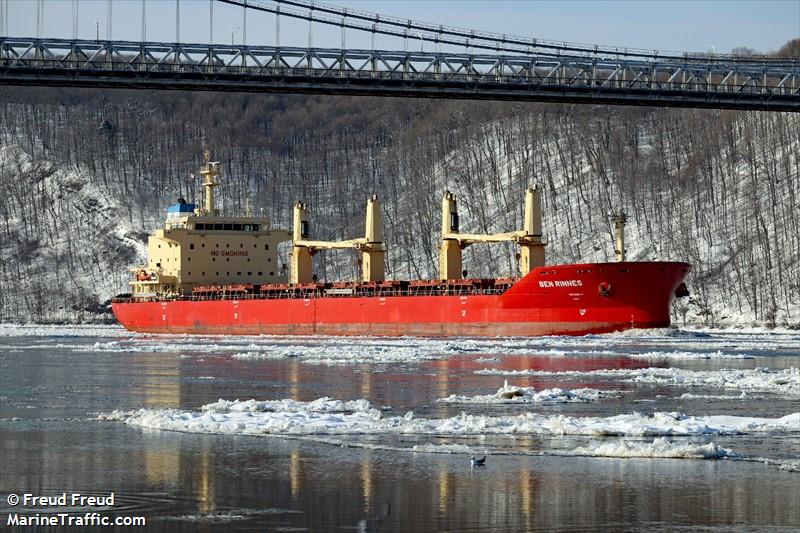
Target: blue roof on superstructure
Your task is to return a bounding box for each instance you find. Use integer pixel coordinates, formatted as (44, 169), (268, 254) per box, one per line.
(167, 203), (196, 213)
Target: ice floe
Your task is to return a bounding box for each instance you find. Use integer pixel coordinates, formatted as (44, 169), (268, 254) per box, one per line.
(563, 437), (741, 459)
(0, 324), (128, 337)
(677, 392), (751, 400)
(437, 380), (618, 404)
(410, 443), (474, 454)
(103, 398), (800, 438)
(775, 461), (800, 472)
(88, 337), (484, 365)
(475, 367), (800, 395)
(629, 350), (754, 360)
(202, 397), (376, 414)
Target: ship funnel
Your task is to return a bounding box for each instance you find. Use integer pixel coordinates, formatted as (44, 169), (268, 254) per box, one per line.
(609, 210), (627, 262)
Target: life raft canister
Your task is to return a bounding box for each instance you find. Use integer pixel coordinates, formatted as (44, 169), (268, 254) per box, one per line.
(598, 282), (612, 297)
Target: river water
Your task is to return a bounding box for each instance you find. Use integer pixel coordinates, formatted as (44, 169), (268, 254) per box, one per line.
(1, 325), (798, 531)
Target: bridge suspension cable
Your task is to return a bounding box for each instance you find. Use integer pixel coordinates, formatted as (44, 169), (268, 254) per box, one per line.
(219, 0), (796, 65)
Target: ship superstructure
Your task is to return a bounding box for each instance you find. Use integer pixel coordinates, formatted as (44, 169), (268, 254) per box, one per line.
(129, 151), (290, 299)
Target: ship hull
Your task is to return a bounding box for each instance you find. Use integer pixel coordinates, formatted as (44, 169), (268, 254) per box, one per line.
(112, 261), (690, 337)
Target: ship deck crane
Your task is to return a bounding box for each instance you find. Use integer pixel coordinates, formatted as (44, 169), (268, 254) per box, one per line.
(439, 186), (546, 280)
(291, 195), (386, 284)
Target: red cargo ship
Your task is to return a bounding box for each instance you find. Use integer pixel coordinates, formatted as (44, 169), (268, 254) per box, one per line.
(112, 152), (689, 336)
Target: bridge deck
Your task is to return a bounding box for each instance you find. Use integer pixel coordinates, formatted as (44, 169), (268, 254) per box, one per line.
(1, 38), (798, 111)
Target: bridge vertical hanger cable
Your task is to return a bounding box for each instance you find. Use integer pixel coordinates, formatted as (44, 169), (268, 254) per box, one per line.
(209, 0), (213, 44)
(141, 0), (146, 42)
(307, 5), (313, 49)
(275, 5), (280, 47)
(176, 0), (180, 43)
(243, 0), (247, 46)
(106, 0), (111, 40)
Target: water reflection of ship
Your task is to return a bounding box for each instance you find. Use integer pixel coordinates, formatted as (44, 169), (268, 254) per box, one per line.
(132, 352), (649, 528)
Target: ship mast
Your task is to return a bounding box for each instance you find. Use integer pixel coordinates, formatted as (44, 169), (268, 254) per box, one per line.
(609, 210), (627, 262)
(200, 149), (220, 216)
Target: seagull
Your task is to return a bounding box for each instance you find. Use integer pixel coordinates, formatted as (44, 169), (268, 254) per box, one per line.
(470, 455), (486, 467)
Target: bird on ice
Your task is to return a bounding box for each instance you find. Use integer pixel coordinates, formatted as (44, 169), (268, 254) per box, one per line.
(470, 455), (486, 467)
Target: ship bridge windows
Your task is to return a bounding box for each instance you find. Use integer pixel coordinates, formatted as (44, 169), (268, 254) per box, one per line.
(194, 223), (262, 232)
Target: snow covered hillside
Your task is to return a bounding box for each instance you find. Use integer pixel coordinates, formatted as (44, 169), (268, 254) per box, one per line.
(0, 91), (797, 325)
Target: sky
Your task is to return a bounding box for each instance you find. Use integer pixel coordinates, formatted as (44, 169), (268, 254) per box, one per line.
(2, 0), (798, 55)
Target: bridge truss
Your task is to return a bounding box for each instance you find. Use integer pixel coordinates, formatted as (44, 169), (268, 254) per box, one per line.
(0, 0), (797, 110)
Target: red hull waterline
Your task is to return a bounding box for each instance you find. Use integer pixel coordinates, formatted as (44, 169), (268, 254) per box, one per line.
(112, 262), (690, 337)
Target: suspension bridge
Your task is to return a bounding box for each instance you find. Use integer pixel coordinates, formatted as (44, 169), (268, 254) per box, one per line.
(0, 0), (798, 111)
